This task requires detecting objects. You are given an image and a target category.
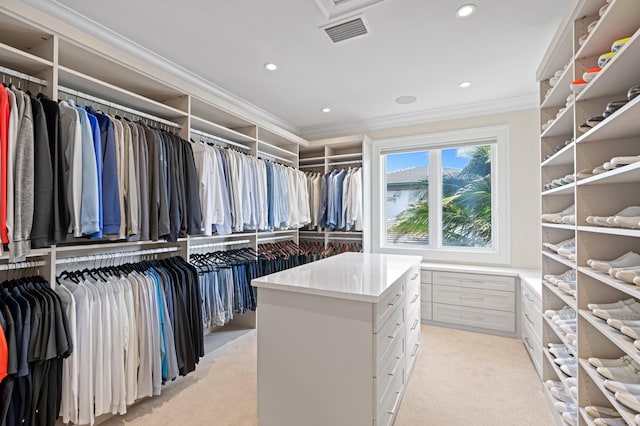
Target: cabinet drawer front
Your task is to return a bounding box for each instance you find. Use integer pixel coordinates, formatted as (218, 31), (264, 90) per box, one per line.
(432, 303), (515, 333)
(376, 340), (404, 405)
(433, 271), (515, 292)
(521, 315), (542, 374)
(520, 294), (542, 339)
(377, 364), (404, 426)
(421, 301), (432, 321)
(420, 270), (432, 284)
(432, 285), (515, 312)
(406, 279), (420, 312)
(421, 283), (432, 302)
(407, 266), (420, 286)
(405, 322), (420, 380)
(374, 281), (405, 332)
(376, 304), (405, 362)
(406, 301), (421, 344)
(521, 281), (542, 310)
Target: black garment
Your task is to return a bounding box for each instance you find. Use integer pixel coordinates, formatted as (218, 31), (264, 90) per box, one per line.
(37, 95), (68, 244)
(30, 97), (54, 249)
(0, 301), (16, 426)
(181, 141), (202, 236)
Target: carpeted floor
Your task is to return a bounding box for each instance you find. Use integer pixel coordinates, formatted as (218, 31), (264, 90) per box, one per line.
(101, 325), (553, 426)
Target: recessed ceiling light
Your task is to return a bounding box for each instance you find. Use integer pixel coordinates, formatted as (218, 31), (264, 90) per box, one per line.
(264, 63), (277, 71)
(455, 4), (476, 18)
(459, 81), (472, 88)
(322, 107), (331, 113)
(395, 95), (417, 104)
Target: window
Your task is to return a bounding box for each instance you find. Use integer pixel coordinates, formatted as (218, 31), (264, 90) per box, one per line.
(369, 125), (509, 264)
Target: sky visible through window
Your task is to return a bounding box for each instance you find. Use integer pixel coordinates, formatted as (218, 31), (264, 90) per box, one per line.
(386, 149), (472, 173)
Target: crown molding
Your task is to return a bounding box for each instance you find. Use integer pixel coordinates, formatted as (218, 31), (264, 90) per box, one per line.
(301, 94), (538, 139)
(23, 0), (302, 137)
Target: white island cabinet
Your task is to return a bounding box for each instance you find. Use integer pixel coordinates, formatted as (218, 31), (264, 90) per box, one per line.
(252, 252), (421, 426)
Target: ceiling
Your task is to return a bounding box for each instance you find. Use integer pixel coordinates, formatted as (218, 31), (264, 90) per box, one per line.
(28, 0), (570, 138)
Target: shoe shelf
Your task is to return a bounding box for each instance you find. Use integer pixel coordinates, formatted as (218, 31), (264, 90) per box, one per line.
(578, 407), (598, 426)
(577, 226), (640, 238)
(543, 280), (577, 310)
(577, 27), (640, 102)
(542, 103), (575, 138)
(543, 251), (577, 269)
(577, 161), (640, 187)
(579, 309), (640, 366)
(579, 266), (640, 301)
(542, 141), (575, 168)
(543, 386), (573, 426)
(543, 223), (577, 231)
(577, 90), (640, 144)
(544, 317), (578, 358)
(541, 66), (574, 110)
(543, 349), (578, 406)
(543, 183), (576, 197)
(579, 358), (639, 426)
(575, 0), (640, 61)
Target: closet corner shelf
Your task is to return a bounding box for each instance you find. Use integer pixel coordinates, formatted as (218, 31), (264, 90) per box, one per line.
(579, 358), (639, 426)
(543, 386), (571, 426)
(0, 41), (52, 75)
(542, 280), (577, 310)
(542, 251), (577, 269)
(541, 182), (575, 196)
(577, 93), (640, 144)
(543, 317), (577, 358)
(542, 223), (575, 230)
(190, 115), (256, 144)
(576, 161), (640, 186)
(575, 0), (640, 61)
(540, 64), (574, 109)
(541, 142), (574, 167)
(579, 309), (640, 366)
(576, 225), (640, 238)
(543, 347), (577, 389)
(540, 103), (575, 138)
(578, 266), (640, 299)
(576, 27), (640, 101)
(58, 66), (188, 120)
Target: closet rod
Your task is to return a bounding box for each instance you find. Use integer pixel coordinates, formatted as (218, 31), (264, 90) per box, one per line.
(0, 66), (48, 87)
(0, 260), (46, 271)
(257, 150), (294, 165)
(58, 86), (182, 129)
(327, 237), (363, 242)
(257, 235), (297, 243)
(328, 159), (363, 167)
(55, 246), (179, 265)
(299, 235), (325, 240)
(299, 163), (325, 169)
(190, 128), (251, 151)
(189, 239), (252, 250)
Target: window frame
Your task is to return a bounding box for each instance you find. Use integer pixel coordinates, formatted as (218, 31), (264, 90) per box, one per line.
(368, 125), (510, 265)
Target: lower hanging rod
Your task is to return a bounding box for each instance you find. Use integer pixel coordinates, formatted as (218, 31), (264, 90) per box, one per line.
(189, 239), (252, 250)
(0, 260), (46, 271)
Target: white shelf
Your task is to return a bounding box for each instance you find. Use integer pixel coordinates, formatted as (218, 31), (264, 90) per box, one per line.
(576, 161), (640, 186)
(0, 41), (52, 76)
(542, 141), (575, 167)
(542, 183), (576, 196)
(541, 63), (574, 109)
(541, 102), (575, 138)
(543, 251), (577, 269)
(542, 223), (576, 230)
(327, 152), (362, 161)
(580, 309), (640, 366)
(191, 115), (256, 144)
(577, 93), (640, 143)
(58, 66), (187, 120)
(299, 156), (325, 163)
(578, 266), (640, 300)
(544, 348), (577, 389)
(578, 407), (597, 426)
(579, 358), (640, 425)
(543, 385), (571, 426)
(544, 317), (578, 358)
(577, 26), (640, 102)
(543, 280), (577, 310)
(577, 225), (640, 238)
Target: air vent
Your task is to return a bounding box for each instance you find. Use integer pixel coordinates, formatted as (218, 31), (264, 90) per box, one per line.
(323, 16), (368, 43)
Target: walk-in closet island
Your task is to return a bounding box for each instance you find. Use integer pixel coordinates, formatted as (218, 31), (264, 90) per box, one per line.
(252, 252), (421, 426)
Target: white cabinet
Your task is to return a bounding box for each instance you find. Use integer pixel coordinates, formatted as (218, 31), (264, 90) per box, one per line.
(520, 277), (543, 379)
(252, 253), (421, 426)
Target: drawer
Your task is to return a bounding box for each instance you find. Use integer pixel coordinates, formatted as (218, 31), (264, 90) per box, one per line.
(377, 363), (404, 426)
(421, 301), (432, 321)
(374, 280), (405, 332)
(406, 301), (420, 343)
(406, 279), (420, 311)
(520, 294), (542, 340)
(433, 285), (515, 312)
(433, 271), (515, 292)
(521, 315), (543, 377)
(420, 269), (432, 284)
(421, 283), (432, 302)
(375, 339), (404, 406)
(405, 322), (420, 380)
(521, 280), (542, 310)
(432, 303), (515, 333)
(407, 266), (420, 286)
(375, 303), (404, 363)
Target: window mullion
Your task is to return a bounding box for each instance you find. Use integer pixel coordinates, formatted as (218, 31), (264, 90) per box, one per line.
(429, 150), (441, 249)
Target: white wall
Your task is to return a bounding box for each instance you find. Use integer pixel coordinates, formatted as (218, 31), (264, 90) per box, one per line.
(364, 108), (541, 269)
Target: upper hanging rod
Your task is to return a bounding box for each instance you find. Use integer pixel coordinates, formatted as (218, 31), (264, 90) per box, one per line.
(189, 239), (252, 250)
(257, 150), (294, 165)
(258, 235), (297, 243)
(190, 128), (251, 151)
(55, 246), (179, 265)
(328, 159), (363, 167)
(0, 260), (46, 271)
(0, 65), (48, 87)
(299, 163), (325, 169)
(58, 85), (182, 129)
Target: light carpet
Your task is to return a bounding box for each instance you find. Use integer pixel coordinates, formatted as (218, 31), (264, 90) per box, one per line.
(102, 325), (553, 426)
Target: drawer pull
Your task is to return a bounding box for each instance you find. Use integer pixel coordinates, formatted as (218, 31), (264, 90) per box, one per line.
(411, 294), (419, 304)
(411, 319), (419, 331)
(387, 391), (402, 415)
(460, 296), (483, 300)
(524, 337), (533, 350)
(461, 314), (482, 320)
(524, 293), (534, 303)
(411, 273), (419, 281)
(388, 322), (402, 339)
(524, 313), (534, 326)
(388, 294), (401, 307)
(411, 343), (419, 357)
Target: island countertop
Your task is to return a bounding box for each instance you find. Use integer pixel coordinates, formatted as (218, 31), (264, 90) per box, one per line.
(251, 252), (421, 303)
